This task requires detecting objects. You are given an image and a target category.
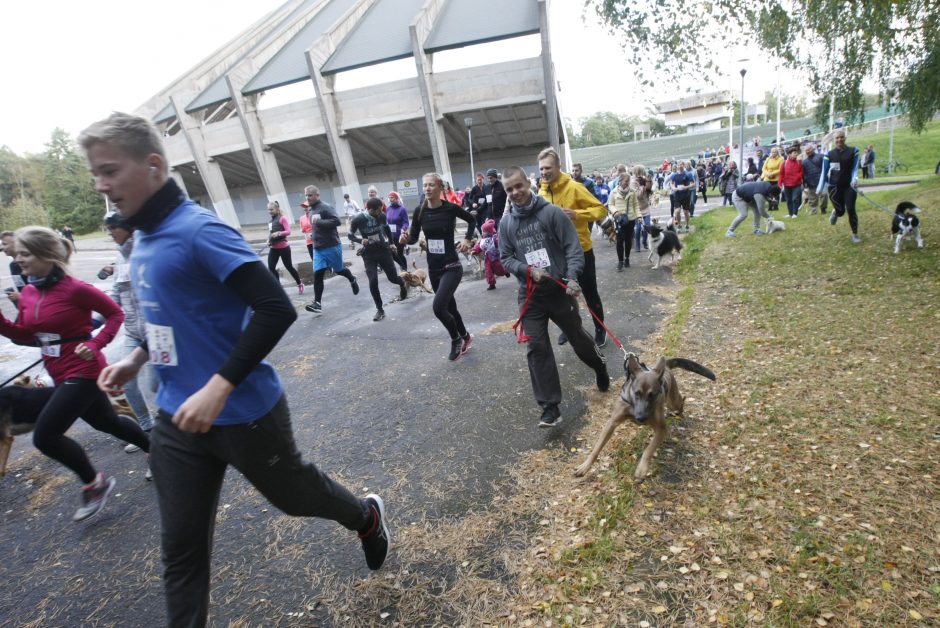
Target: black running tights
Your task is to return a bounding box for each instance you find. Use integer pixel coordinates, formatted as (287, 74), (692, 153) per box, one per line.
(429, 265), (468, 340)
(33, 378), (150, 484)
(313, 267), (355, 303)
(364, 252), (404, 310)
(267, 247), (301, 285)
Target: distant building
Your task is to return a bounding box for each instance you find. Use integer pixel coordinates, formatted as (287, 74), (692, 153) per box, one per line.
(655, 90), (733, 134)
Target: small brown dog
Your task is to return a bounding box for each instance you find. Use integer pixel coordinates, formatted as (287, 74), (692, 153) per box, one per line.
(399, 260), (433, 294)
(574, 354), (715, 483)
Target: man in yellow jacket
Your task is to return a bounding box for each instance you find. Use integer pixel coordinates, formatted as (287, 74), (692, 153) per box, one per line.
(537, 147), (609, 347)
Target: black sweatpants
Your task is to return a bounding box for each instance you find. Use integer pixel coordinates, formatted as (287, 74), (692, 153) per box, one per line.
(267, 247), (301, 285)
(428, 264), (468, 340)
(33, 378), (150, 484)
(579, 250), (605, 334)
(828, 185), (859, 234)
(615, 223), (635, 265)
(151, 395), (370, 628)
(363, 250), (405, 310)
(520, 284), (606, 408)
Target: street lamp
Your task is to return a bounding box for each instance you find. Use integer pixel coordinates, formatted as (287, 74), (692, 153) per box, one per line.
(738, 62), (748, 184)
(464, 116), (475, 184)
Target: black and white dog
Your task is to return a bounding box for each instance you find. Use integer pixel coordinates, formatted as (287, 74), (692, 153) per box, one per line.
(644, 222), (683, 269)
(892, 201), (923, 254)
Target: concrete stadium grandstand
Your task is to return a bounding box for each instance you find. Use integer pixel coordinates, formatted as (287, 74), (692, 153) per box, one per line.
(135, 0), (566, 227)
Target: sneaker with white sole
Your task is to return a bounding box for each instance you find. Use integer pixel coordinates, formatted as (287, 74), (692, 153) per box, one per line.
(829, 210), (838, 225)
(359, 494), (390, 570)
(460, 333), (474, 355)
(538, 404), (562, 428)
(305, 301), (322, 313)
(373, 309), (385, 322)
(448, 338), (463, 361)
(124, 443), (140, 453)
(73, 472), (116, 522)
(725, 230), (736, 238)
(851, 234), (861, 243)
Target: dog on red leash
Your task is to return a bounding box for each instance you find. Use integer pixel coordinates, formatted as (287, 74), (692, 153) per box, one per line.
(574, 354), (715, 483)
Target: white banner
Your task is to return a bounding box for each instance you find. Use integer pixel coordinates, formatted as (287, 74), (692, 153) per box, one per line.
(397, 179), (420, 197)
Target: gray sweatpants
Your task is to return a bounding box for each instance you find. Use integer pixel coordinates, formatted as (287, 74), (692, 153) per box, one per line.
(151, 395), (370, 628)
(729, 192), (770, 232)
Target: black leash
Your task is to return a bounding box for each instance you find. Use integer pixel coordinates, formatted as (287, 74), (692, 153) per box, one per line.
(856, 189), (895, 214)
(0, 358), (43, 389)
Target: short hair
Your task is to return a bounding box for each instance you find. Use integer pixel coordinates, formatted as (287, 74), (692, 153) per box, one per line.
(502, 165), (528, 184)
(475, 172), (484, 178)
(78, 112), (166, 169)
(617, 164), (627, 174)
(367, 185), (379, 194)
(572, 162), (582, 169)
(537, 147), (560, 165)
(14, 226), (71, 275)
(304, 185), (319, 195)
(0, 231), (14, 239)
(365, 197), (384, 212)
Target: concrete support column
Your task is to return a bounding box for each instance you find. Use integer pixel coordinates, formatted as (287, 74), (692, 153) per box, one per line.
(170, 95), (240, 228)
(410, 11), (453, 184)
(225, 75), (293, 221)
(305, 50), (361, 201)
(538, 0), (564, 168)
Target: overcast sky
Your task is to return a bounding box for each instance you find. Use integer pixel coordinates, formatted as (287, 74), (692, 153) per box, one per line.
(0, 1), (788, 156)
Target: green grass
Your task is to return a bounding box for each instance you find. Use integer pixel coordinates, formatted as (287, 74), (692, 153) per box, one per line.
(845, 119), (940, 175)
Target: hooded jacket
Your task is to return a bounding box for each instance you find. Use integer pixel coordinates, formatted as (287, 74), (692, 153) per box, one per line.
(110, 237), (146, 341)
(499, 195), (584, 296)
(537, 172), (607, 252)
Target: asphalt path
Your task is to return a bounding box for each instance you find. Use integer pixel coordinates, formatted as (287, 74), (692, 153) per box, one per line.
(0, 194), (770, 624)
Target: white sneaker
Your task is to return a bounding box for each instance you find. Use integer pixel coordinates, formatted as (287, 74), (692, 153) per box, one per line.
(124, 443), (140, 454)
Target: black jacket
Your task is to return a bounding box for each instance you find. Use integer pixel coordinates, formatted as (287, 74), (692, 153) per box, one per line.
(308, 200), (342, 249)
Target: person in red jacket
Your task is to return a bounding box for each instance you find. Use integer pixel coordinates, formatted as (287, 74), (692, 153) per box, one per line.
(778, 145), (805, 218)
(0, 226), (150, 521)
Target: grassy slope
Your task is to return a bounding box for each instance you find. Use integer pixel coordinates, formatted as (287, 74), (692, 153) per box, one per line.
(530, 176), (940, 626)
(850, 121), (940, 175)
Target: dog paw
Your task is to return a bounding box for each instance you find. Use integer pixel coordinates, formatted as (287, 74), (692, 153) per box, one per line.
(573, 463), (589, 477)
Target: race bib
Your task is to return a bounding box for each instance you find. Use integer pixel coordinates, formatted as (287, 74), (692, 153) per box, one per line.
(477, 197), (485, 204)
(485, 194), (493, 203)
(427, 239), (446, 254)
(829, 162), (841, 172)
(114, 262), (130, 283)
(35, 332), (61, 358)
(524, 248), (551, 269)
(389, 223), (397, 233)
(147, 324), (178, 366)
(304, 232), (313, 243)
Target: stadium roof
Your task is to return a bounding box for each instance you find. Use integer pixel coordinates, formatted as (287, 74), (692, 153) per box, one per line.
(424, 0), (540, 54)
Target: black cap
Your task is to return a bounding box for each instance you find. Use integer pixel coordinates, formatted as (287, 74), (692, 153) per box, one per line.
(486, 168), (498, 177)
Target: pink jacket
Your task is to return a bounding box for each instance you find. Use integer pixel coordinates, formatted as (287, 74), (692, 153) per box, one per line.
(0, 275), (124, 384)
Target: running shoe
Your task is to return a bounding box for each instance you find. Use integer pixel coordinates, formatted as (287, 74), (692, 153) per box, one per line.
(558, 332), (568, 346)
(298, 283), (305, 295)
(594, 330), (607, 348)
(359, 494), (390, 570)
(487, 283), (496, 290)
(350, 277), (360, 295)
(851, 234), (861, 243)
(305, 302), (322, 313)
(829, 210), (838, 225)
(373, 310), (385, 321)
(460, 333), (474, 355)
(448, 338), (463, 361)
(725, 230), (736, 238)
(538, 404), (562, 428)
(753, 229), (765, 235)
(73, 472), (116, 522)
(399, 282), (408, 301)
(124, 443), (140, 453)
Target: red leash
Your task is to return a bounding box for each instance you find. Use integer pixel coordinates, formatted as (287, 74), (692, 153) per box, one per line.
(512, 267), (627, 357)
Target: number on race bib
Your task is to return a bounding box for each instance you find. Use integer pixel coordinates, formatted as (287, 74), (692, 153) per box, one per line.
(35, 332), (61, 358)
(427, 239), (446, 254)
(146, 324), (179, 366)
(524, 248), (551, 269)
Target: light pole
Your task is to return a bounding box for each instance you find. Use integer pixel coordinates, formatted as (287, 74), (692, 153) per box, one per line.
(738, 64), (747, 184)
(464, 117), (475, 184)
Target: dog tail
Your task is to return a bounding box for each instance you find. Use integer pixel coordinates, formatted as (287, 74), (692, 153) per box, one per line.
(666, 358), (716, 381)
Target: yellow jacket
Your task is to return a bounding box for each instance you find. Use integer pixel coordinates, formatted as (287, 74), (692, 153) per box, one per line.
(538, 172), (607, 251)
(761, 155), (784, 182)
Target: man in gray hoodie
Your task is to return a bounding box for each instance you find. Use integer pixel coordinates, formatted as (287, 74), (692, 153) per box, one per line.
(498, 166), (609, 428)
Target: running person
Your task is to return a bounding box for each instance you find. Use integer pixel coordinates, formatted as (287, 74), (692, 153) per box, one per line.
(349, 198), (408, 321)
(817, 129), (862, 242)
(298, 202), (314, 260)
(385, 191), (410, 271)
(266, 201), (304, 294)
(82, 112), (389, 627)
(302, 185), (359, 313)
(0, 226), (150, 521)
(399, 172), (475, 361)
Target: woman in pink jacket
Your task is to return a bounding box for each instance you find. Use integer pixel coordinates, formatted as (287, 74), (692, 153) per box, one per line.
(0, 227), (150, 521)
(267, 201), (304, 293)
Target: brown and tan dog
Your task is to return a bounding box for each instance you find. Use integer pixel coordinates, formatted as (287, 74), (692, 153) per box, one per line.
(399, 260), (433, 294)
(574, 355), (715, 483)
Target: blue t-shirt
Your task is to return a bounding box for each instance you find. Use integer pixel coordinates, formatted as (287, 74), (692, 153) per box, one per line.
(670, 171), (693, 194)
(594, 183), (610, 205)
(132, 200), (282, 425)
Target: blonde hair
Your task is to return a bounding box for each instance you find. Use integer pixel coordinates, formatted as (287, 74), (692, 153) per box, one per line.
(421, 172), (444, 189)
(78, 112), (166, 171)
(537, 147), (560, 165)
(632, 165), (646, 178)
(14, 226), (72, 275)
(267, 200), (281, 216)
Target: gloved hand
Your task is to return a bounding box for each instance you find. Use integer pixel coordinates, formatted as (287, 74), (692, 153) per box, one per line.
(529, 266), (548, 282)
(565, 279), (581, 297)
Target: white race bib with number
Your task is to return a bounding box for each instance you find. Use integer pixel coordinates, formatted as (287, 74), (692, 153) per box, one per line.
(36, 332), (61, 358)
(114, 262), (130, 283)
(389, 223), (397, 233)
(525, 248), (551, 269)
(147, 324), (179, 366)
(829, 162), (841, 172)
(477, 197), (485, 204)
(427, 239), (446, 254)
(485, 194), (493, 203)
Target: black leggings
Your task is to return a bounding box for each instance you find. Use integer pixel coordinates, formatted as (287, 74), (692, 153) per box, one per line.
(828, 185), (859, 234)
(267, 247), (301, 285)
(429, 265), (468, 340)
(391, 242), (408, 271)
(580, 249), (604, 334)
(615, 222), (635, 264)
(33, 378), (150, 484)
(364, 251), (404, 310)
(313, 267), (355, 303)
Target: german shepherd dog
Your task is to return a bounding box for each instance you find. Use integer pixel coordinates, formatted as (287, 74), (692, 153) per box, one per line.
(574, 354), (715, 483)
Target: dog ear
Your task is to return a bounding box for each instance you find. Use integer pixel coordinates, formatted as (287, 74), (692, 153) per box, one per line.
(652, 357), (667, 377)
(626, 355), (642, 376)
